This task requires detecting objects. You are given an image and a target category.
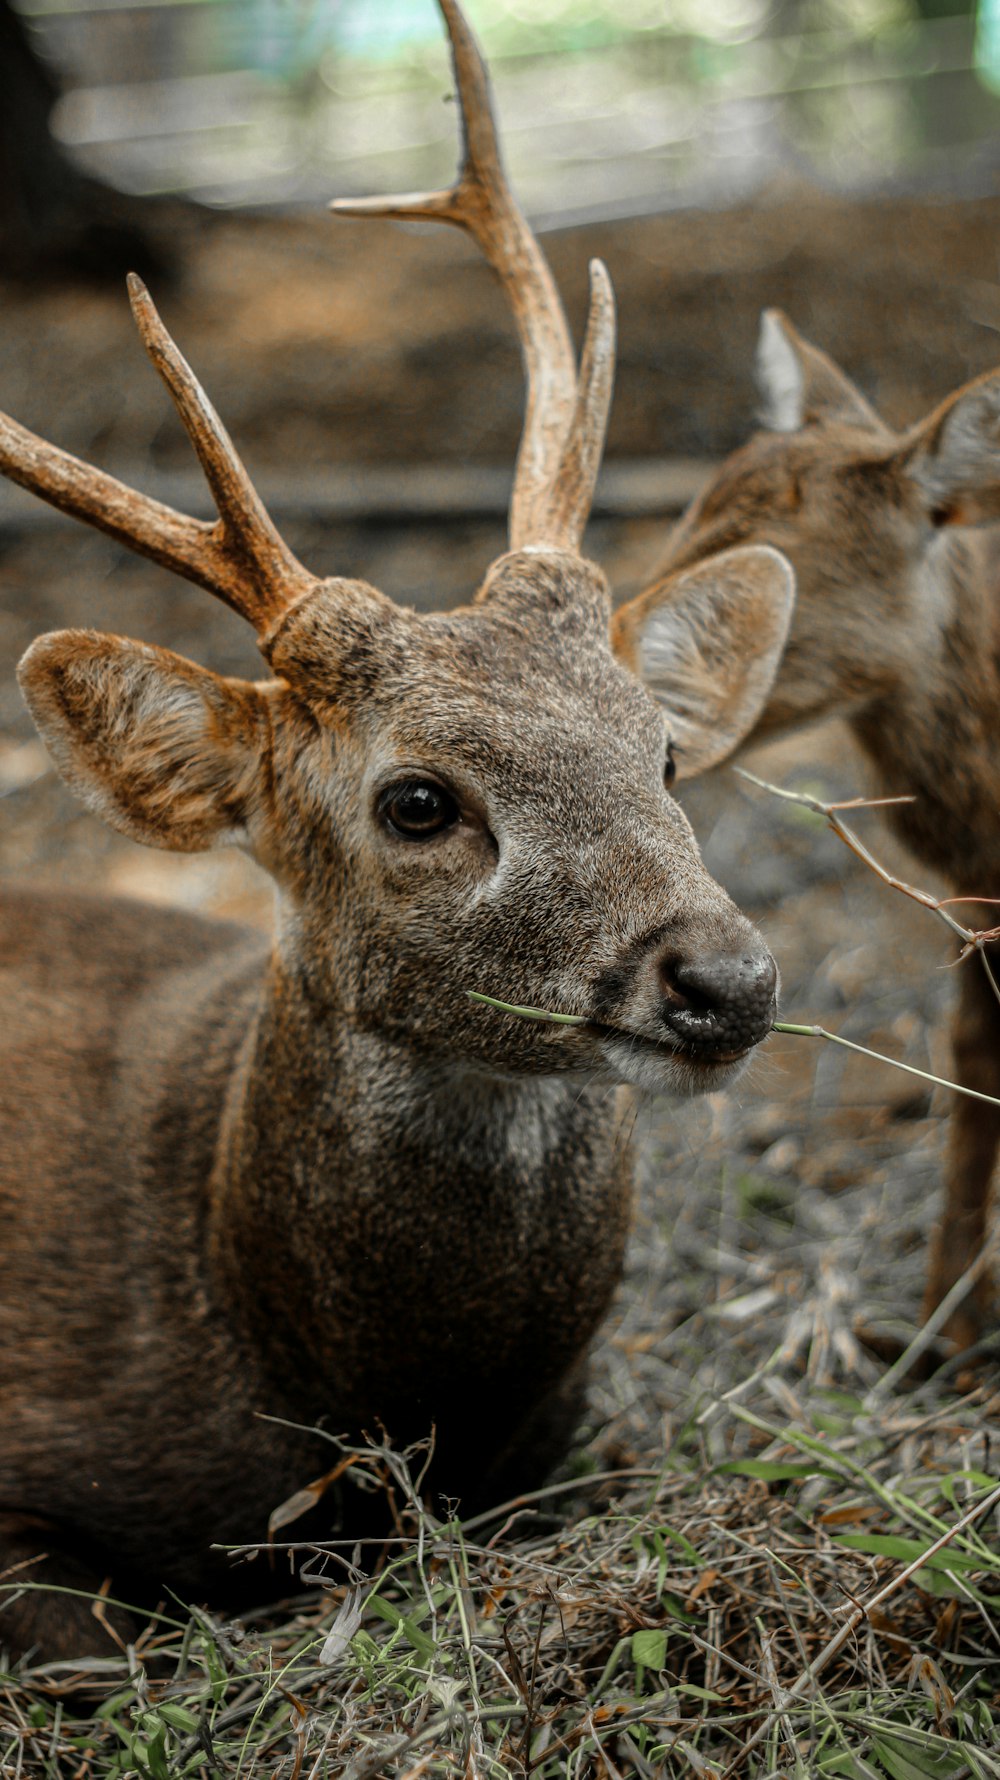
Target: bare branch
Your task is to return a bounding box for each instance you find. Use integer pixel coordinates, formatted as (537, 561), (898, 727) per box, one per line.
(736, 766), (1000, 1005)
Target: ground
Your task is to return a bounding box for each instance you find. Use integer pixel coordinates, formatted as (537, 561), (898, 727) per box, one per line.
(1, 189), (999, 1776)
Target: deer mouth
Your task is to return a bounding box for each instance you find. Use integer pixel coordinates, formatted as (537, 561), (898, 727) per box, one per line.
(590, 1022), (753, 1071)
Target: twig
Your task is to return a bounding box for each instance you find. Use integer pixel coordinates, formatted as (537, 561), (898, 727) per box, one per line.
(467, 991), (584, 1025)
(736, 767), (1000, 1002)
(469, 993), (1000, 1110)
(772, 1022), (1000, 1108)
(865, 1241), (996, 1400)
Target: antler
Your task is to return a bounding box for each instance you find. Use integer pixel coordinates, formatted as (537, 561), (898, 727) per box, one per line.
(330, 0), (615, 556)
(0, 276), (315, 629)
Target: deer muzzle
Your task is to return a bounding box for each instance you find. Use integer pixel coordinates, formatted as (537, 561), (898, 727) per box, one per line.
(658, 945), (778, 1059)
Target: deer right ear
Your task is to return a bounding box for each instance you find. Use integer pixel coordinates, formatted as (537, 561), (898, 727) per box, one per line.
(756, 309), (884, 434)
(18, 631), (270, 853)
(901, 368), (1000, 526)
(612, 545), (795, 778)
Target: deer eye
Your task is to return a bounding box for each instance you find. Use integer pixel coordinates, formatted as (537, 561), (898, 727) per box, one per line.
(380, 780), (459, 839)
(664, 740), (678, 789)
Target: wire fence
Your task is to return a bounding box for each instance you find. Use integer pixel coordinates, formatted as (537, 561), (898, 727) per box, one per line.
(13, 0), (1000, 214)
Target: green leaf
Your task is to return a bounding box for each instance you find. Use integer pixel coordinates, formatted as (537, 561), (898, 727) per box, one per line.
(872, 1735), (967, 1780)
(717, 1459), (839, 1482)
(200, 1631), (229, 1706)
(650, 1523), (702, 1565)
(155, 1704), (201, 1734)
(631, 1629), (667, 1671)
(466, 990), (585, 1025)
(817, 1389), (865, 1413)
(660, 1591), (697, 1623)
(909, 1567), (985, 1602)
(813, 1411), (850, 1435)
(832, 1533), (986, 1573)
(938, 1472), (998, 1511)
(135, 1724), (172, 1780)
(368, 1596), (437, 1659)
(94, 1692), (139, 1721)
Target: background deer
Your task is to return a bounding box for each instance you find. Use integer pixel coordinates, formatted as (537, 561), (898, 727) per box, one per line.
(616, 309), (1000, 1352)
(0, 0), (794, 1662)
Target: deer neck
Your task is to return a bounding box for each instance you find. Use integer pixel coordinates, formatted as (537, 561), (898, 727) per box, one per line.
(848, 529), (1000, 882)
(202, 941), (632, 1427)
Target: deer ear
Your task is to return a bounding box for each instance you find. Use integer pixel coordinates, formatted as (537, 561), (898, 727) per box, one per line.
(901, 368), (1000, 526)
(756, 309), (884, 434)
(18, 630), (269, 852)
(613, 546), (795, 778)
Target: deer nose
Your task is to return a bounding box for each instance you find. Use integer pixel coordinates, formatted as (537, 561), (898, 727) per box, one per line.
(660, 946), (777, 1056)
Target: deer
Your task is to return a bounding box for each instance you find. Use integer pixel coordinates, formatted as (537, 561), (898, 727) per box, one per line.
(615, 308), (1000, 1355)
(0, 0), (796, 1664)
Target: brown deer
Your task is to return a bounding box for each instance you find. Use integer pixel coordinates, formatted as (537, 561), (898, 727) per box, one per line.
(0, 2), (795, 1662)
(616, 309), (1000, 1353)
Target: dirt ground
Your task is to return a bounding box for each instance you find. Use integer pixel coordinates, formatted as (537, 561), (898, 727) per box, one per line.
(2, 184), (998, 1443)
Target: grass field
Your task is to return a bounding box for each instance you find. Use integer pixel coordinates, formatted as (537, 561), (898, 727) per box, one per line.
(3, 1322), (999, 1777)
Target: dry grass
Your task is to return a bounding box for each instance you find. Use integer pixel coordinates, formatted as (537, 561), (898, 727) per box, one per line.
(3, 1276), (999, 1779)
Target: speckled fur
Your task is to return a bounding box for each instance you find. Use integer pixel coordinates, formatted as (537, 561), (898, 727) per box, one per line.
(2, 543), (790, 1661)
(616, 314), (1000, 1347)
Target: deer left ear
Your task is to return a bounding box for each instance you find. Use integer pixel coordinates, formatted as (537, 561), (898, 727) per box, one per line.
(756, 309), (884, 434)
(612, 545), (795, 778)
(18, 630), (271, 853)
(901, 367), (1000, 526)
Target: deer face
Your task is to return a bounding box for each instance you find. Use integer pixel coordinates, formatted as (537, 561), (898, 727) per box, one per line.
(20, 543), (792, 1097)
(6, 3), (800, 1096)
(621, 310), (1000, 740)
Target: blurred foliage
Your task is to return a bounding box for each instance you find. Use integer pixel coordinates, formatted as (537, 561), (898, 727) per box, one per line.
(16, 0), (977, 68)
(10, 0), (997, 213)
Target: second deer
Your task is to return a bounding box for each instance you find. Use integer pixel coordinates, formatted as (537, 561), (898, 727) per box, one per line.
(617, 310), (1000, 1350)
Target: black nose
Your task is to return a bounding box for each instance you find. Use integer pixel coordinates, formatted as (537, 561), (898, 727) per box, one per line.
(660, 947), (777, 1056)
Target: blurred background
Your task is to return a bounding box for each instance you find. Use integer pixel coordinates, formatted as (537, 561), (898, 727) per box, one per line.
(7, 0), (1000, 219)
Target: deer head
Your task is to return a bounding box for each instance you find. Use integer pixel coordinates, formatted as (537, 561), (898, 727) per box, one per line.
(4, 0), (795, 1093)
(621, 308), (1000, 739)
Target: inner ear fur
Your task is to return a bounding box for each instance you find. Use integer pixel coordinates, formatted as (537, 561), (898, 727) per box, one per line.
(612, 544), (795, 778)
(756, 309), (885, 435)
(900, 367), (1000, 526)
(18, 630), (271, 852)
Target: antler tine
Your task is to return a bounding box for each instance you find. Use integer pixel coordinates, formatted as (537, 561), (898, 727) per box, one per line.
(0, 281), (314, 630)
(126, 277), (315, 620)
(331, 0), (613, 554)
(0, 407), (232, 601)
(544, 259), (616, 553)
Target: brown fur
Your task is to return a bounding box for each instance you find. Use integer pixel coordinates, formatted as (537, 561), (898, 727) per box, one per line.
(1, 2), (800, 1661)
(1, 537), (797, 1661)
(615, 310), (1000, 1349)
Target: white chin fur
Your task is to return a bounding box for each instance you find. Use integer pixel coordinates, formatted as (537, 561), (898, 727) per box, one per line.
(598, 1034), (751, 1098)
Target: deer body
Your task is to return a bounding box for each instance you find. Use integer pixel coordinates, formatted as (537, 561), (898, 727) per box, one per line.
(1, 886), (630, 1600)
(617, 313), (1000, 1348)
(0, 0), (798, 1661)
(1, 558), (790, 1660)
